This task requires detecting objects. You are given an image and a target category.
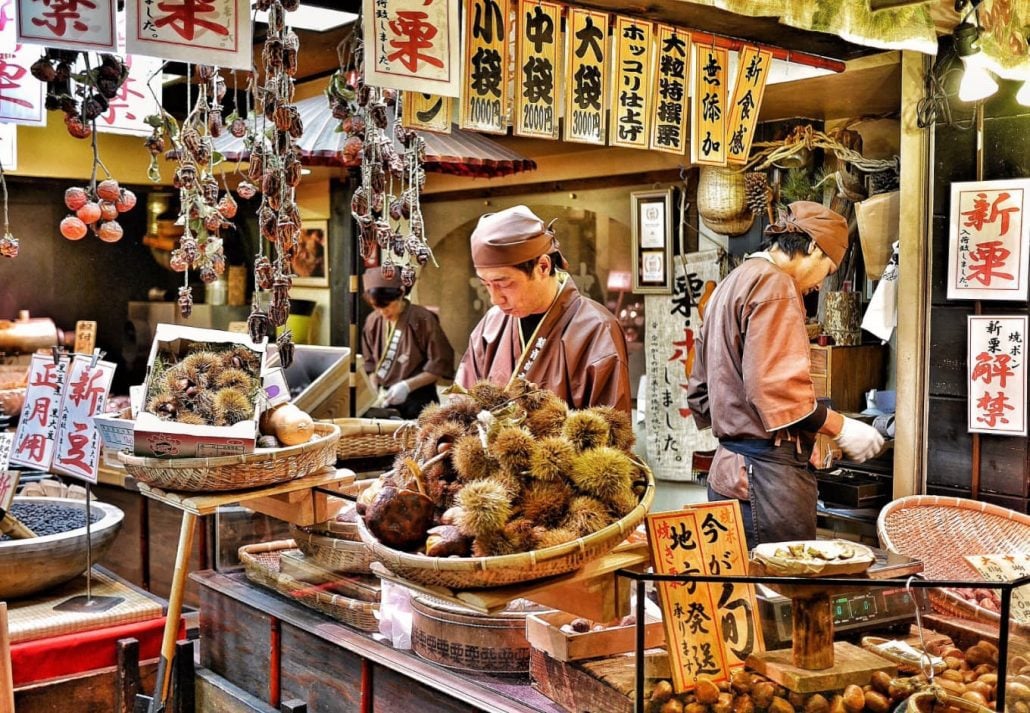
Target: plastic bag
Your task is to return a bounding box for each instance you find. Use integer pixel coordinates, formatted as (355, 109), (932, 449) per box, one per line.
(376, 580), (413, 649)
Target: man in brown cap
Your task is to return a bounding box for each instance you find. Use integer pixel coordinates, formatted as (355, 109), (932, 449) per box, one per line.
(361, 266), (454, 418)
(456, 205), (631, 412)
(686, 201), (883, 549)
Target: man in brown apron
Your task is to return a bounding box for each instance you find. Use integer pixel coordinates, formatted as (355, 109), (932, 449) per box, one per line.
(686, 201), (884, 549)
(361, 267), (455, 419)
(455, 205), (631, 413)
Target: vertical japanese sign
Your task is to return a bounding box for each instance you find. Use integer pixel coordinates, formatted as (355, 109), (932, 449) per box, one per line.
(609, 16), (652, 150)
(12, 353), (70, 470)
(967, 315), (1027, 436)
(648, 24), (689, 155)
(514, 0), (560, 140)
(725, 46), (771, 165)
(53, 354), (116, 483)
(0, 43), (44, 124)
(0, 0), (15, 52)
(364, 0), (460, 97)
(646, 509), (729, 692)
(460, 0), (509, 134)
(402, 91), (452, 133)
(947, 179), (1030, 301)
(691, 44), (727, 166)
(0, 433), (14, 489)
(964, 553), (1030, 625)
(644, 250), (719, 482)
(563, 7), (608, 145)
(16, 0), (116, 52)
(126, 0), (252, 71)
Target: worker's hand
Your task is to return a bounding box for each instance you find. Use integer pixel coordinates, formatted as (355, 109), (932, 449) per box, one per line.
(383, 380), (410, 406)
(835, 417), (885, 462)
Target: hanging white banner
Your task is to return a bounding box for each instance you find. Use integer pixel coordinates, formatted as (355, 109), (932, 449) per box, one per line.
(0, 0), (16, 53)
(363, 0), (460, 97)
(126, 0), (252, 71)
(16, 0), (117, 52)
(0, 42), (44, 125)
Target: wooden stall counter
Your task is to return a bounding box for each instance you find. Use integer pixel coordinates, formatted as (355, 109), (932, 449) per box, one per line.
(194, 569), (567, 713)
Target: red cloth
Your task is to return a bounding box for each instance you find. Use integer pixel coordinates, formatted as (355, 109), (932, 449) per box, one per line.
(10, 616), (184, 686)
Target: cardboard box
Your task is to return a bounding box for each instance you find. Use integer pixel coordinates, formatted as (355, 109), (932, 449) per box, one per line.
(133, 324), (267, 458)
(526, 611), (665, 662)
(92, 412), (135, 451)
(856, 190), (899, 280)
(283, 345), (352, 419)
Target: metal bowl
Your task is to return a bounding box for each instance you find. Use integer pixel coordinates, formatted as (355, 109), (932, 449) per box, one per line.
(0, 496), (124, 600)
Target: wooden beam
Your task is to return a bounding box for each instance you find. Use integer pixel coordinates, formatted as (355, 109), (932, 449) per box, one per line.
(420, 169), (684, 203)
(1, 603), (13, 713)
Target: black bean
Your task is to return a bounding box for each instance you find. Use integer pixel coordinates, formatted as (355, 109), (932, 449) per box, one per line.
(0, 501), (101, 540)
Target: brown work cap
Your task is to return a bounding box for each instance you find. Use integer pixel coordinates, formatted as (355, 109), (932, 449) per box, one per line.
(470, 205), (562, 269)
(363, 266), (403, 290)
(764, 201), (849, 267)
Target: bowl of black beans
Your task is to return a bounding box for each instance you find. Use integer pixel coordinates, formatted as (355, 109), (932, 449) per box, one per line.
(0, 496), (124, 599)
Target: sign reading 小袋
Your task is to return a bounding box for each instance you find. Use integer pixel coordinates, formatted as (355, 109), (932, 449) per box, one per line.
(460, 0), (509, 134)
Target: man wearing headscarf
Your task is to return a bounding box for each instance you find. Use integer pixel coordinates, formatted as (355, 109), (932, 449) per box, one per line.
(456, 205), (631, 413)
(686, 201), (884, 549)
(361, 267), (455, 419)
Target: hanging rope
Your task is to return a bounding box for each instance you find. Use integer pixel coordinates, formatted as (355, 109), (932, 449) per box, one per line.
(742, 125), (899, 176)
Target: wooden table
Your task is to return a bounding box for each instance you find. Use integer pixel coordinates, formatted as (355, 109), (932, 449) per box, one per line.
(134, 465), (355, 712)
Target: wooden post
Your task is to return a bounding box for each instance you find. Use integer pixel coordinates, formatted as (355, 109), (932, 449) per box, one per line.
(791, 592), (835, 670)
(171, 639), (195, 713)
(116, 637), (142, 713)
(0, 602), (13, 713)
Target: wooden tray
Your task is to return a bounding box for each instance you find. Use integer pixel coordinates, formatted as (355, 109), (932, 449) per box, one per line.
(526, 611), (665, 663)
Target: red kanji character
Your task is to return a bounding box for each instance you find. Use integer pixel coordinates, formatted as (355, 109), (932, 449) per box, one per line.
(0, 56), (33, 109)
(967, 240), (1014, 286)
(0, 472), (12, 503)
(58, 421), (91, 474)
(30, 0), (94, 37)
(976, 391), (1015, 427)
(29, 363), (62, 390)
(68, 367), (106, 413)
(387, 11), (443, 72)
(26, 397), (52, 427)
(101, 62), (145, 125)
(16, 433), (47, 462)
(971, 352), (1015, 388)
(154, 0), (228, 41)
(963, 192), (1020, 236)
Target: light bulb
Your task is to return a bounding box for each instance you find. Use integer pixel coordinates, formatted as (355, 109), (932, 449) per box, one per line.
(1017, 80), (1030, 107)
(958, 56), (999, 102)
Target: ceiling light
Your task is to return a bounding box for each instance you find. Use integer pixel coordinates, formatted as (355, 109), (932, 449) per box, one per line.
(251, 2), (357, 32)
(954, 21), (998, 103)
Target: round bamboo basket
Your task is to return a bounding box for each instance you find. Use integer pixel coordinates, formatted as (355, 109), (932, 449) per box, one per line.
(698, 166), (755, 237)
(290, 523), (374, 574)
(326, 417), (416, 460)
(357, 465), (656, 589)
(117, 422), (339, 492)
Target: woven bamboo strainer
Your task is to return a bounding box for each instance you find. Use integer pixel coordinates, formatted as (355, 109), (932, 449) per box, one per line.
(117, 422), (339, 492)
(357, 465), (656, 589)
(290, 523), (374, 574)
(326, 417), (416, 460)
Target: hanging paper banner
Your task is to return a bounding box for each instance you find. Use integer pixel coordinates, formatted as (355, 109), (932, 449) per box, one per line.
(0, 434), (13, 486)
(514, 0), (560, 140)
(0, 43), (44, 125)
(11, 353), (70, 470)
(609, 16), (652, 150)
(563, 7), (608, 145)
(126, 0), (252, 71)
(967, 315), (1027, 437)
(460, 0), (509, 134)
(94, 54), (163, 137)
(52, 354), (116, 483)
(0, 121), (16, 169)
(646, 509), (730, 693)
(947, 179), (1030, 301)
(644, 249), (719, 482)
(691, 44), (727, 166)
(725, 46), (772, 165)
(16, 0), (116, 52)
(402, 91), (451, 133)
(648, 24), (689, 155)
(0, 0), (16, 53)
(364, 0), (460, 97)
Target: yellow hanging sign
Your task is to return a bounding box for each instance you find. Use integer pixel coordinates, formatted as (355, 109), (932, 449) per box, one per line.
(460, 0), (510, 135)
(648, 24), (691, 155)
(514, 0), (562, 140)
(563, 7), (609, 145)
(725, 46), (773, 164)
(609, 16), (653, 150)
(691, 44), (728, 166)
(403, 91), (452, 133)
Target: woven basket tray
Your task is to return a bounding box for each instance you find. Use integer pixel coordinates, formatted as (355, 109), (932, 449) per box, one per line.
(327, 418), (416, 460)
(357, 465), (656, 589)
(117, 422), (339, 492)
(239, 540), (379, 632)
(290, 523), (374, 574)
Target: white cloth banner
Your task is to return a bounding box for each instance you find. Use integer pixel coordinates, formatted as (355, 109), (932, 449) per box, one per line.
(0, 43), (45, 125)
(861, 240), (899, 343)
(0, 0), (16, 53)
(93, 20), (163, 137)
(126, 0), (252, 71)
(16, 0), (117, 52)
(643, 249), (720, 482)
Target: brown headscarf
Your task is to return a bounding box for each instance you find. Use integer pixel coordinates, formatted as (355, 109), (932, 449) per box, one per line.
(363, 266), (403, 291)
(470, 205), (562, 268)
(764, 201), (849, 267)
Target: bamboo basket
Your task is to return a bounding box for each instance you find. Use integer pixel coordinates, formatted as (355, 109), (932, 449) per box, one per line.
(117, 422), (339, 492)
(697, 166), (755, 237)
(357, 465), (656, 589)
(877, 495), (1030, 631)
(239, 540), (379, 632)
(290, 523), (374, 574)
(326, 418), (417, 460)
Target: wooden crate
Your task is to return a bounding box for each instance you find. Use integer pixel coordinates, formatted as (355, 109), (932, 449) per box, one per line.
(809, 344), (885, 413)
(526, 611), (664, 663)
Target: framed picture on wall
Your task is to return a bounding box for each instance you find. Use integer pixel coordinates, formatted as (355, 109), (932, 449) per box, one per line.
(292, 220), (329, 287)
(631, 188), (673, 293)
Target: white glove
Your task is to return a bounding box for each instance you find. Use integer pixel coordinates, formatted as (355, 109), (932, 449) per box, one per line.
(384, 380), (410, 406)
(835, 416), (885, 462)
